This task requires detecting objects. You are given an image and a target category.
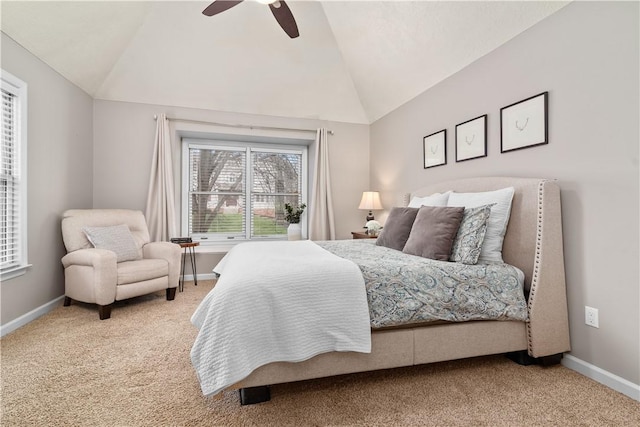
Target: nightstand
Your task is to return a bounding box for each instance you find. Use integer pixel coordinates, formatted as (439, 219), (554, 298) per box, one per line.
(351, 231), (377, 239)
(178, 242), (199, 292)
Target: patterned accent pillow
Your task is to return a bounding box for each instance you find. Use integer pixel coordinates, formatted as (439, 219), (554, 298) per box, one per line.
(449, 204), (494, 265)
(447, 187), (515, 263)
(83, 224), (140, 262)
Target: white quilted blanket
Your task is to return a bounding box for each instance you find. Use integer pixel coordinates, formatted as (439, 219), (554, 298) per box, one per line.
(190, 240), (372, 397)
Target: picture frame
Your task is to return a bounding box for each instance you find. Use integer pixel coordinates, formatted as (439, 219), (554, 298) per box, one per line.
(501, 91), (548, 153)
(423, 129), (447, 169)
(455, 114), (487, 162)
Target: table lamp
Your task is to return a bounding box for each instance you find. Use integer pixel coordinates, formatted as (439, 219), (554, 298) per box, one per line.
(358, 191), (383, 222)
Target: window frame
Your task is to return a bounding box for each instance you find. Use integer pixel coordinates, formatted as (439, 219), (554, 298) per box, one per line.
(181, 138), (308, 248)
(1, 69), (29, 281)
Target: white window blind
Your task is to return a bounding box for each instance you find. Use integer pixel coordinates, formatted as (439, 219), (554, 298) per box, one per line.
(183, 140), (306, 243)
(251, 150), (302, 238)
(188, 147), (247, 239)
(1, 70), (28, 280)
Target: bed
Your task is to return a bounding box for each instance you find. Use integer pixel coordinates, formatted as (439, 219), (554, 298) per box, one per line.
(190, 177), (571, 404)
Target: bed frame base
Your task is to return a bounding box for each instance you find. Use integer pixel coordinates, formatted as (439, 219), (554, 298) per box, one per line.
(506, 351), (563, 366)
(237, 351), (564, 405)
(239, 386), (271, 405)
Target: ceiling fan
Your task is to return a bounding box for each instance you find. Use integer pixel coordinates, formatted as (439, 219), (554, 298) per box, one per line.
(203, 0), (299, 39)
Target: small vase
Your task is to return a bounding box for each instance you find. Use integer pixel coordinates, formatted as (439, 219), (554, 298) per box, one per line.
(287, 223), (302, 241)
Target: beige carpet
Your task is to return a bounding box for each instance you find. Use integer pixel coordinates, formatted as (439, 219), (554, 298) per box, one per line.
(2, 280), (639, 426)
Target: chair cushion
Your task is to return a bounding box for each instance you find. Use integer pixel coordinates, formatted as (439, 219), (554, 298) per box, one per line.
(117, 259), (169, 285)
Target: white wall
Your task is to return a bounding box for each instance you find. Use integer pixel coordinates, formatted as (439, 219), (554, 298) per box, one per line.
(370, 2), (639, 384)
(0, 33), (94, 326)
(92, 100), (370, 273)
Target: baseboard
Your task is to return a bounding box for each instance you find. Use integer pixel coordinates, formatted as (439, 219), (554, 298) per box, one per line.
(562, 354), (640, 401)
(183, 273), (217, 282)
(1, 295), (65, 338)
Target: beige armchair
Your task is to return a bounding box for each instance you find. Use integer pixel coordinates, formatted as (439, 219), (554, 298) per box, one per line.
(61, 209), (181, 320)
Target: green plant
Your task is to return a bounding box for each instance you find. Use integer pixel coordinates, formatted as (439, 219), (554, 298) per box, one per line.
(284, 203), (306, 224)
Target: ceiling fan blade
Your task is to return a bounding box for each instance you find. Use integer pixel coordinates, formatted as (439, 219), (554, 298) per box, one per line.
(269, 1), (299, 39)
(202, 0), (244, 17)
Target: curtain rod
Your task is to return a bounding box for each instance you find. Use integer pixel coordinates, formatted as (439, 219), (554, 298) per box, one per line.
(153, 115), (333, 135)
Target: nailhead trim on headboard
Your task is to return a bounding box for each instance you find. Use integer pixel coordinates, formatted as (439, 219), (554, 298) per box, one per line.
(526, 179), (547, 354)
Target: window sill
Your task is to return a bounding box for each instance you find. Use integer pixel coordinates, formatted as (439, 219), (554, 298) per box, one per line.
(195, 244), (234, 254)
(1, 264), (32, 282)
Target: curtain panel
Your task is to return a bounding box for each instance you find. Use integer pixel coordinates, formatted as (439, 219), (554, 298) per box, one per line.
(309, 128), (335, 240)
(145, 113), (177, 241)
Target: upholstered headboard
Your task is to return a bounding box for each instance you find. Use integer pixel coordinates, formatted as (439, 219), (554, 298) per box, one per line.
(412, 177), (554, 291)
(412, 177), (570, 357)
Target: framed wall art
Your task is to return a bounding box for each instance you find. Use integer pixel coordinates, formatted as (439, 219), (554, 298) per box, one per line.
(455, 114), (487, 162)
(501, 91), (548, 153)
(423, 129), (446, 169)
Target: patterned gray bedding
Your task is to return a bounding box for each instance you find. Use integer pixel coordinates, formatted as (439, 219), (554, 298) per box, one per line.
(317, 240), (529, 329)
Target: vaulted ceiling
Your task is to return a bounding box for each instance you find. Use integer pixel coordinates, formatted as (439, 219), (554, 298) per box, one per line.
(0, 1), (569, 124)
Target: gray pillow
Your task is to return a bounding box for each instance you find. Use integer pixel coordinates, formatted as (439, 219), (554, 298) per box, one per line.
(450, 204), (494, 265)
(83, 224), (140, 263)
(375, 207), (419, 251)
(402, 206), (465, 261)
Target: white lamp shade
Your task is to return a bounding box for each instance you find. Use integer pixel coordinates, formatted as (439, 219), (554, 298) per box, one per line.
(358, 191), (383, 210)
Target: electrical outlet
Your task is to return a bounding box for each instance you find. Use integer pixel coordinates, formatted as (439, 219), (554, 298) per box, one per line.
(585, 306), (599, 328)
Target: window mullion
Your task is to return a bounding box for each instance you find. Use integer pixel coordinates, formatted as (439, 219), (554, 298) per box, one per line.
(245, 147), (252, 240)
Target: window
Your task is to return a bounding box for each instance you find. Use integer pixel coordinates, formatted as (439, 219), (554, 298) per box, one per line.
(1, 70), (28, 280)
(182, 140), (307, 245)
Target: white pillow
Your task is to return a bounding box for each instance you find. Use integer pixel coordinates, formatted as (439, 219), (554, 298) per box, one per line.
(83, 224), (140, 263)
(408, 191), (450, 208)
(447, 187), (515, 263)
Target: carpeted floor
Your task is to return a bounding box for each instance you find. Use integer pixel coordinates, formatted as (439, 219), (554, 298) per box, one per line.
(2, 279), (639, 426)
